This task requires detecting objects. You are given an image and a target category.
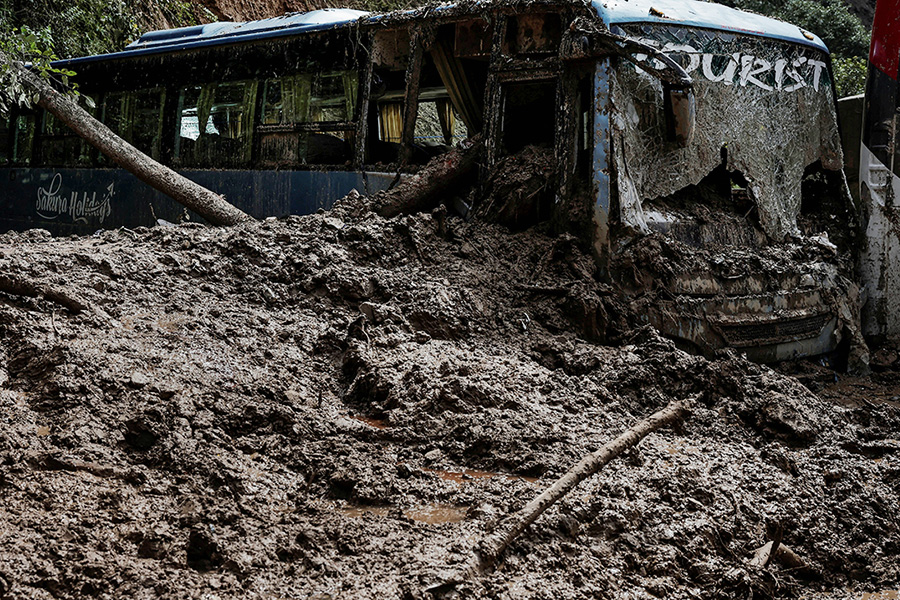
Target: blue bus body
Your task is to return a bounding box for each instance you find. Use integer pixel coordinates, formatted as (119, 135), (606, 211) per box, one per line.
(0, 166), (395, 234)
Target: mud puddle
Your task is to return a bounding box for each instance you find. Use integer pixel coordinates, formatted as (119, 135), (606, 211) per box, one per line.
(349, 415), (390, 429)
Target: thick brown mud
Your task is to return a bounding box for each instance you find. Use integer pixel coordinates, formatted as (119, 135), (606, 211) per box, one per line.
(0, 198), (897, 599)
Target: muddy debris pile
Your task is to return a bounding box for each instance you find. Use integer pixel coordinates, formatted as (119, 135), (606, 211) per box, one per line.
(474, 145), (556, 229)
(611, 227), (871, 373)
(0, 198), (897, 599)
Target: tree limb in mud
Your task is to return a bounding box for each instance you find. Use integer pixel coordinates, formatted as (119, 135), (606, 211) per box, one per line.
(431, 397), (693, 592)
(374, 135), (484, 219)
(0, 51), (252, 227)
(0, 273), (87, 313)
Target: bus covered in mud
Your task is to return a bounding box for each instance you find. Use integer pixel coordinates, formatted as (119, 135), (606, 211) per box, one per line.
(0, 0), (860, 364)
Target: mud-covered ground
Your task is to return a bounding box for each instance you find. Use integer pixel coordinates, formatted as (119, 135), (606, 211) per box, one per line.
(0, 197), (898, 599)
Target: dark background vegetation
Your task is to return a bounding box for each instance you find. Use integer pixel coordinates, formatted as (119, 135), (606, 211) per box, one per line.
(722, 0), (872, 95)
(0, 0), (876, 95)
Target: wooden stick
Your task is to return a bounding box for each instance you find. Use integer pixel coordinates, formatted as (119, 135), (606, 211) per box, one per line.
(422, 398), (693, 598)
(475, 398), (691, 572)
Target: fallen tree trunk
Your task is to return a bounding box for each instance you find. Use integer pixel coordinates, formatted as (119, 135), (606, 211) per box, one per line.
(425, 397), (693, 596)
(2, 52), (252, 227)
(374, 135), (484, 219)
(474, 398), (692, 572)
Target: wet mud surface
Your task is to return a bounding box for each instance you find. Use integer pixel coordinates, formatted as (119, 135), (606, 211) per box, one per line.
(0, 198), (898, 599)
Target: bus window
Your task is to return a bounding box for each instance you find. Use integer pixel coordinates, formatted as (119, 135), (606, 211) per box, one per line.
(405, 51), (470, 165)
(378, 102), (403, 144)
(376, 22), (487, 168)
(100, 92), (128, 166)
(369, 75), (405, 164)
(372, 93), (464, 167)
(103, 92), (129, 139)
(310, 72), (357, 122)
(262, 75), (312, 125)
(133, 89), (165, 161)
(504, 13), (561, 56)
(101, 89), (165, 164)
(414, 98), (466, 148)
(12, 115), (34, 166)
(175, 85), (204, 165)
(257, 71), (357, 167)
(202, 82), (255, 166)
(39, 110), (93, 167)
(176, 81), (256, 168)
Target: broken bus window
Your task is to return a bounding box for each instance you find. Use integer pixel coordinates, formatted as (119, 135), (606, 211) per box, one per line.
(258, 70), (358, 166)
(175, 81), (256, 168)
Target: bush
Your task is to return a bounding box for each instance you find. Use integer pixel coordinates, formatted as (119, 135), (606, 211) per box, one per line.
(776, 0), (869, 58)
(0, 0), (212, 59)
(722, 0), (869, 59)
(833, 55), (868, 97)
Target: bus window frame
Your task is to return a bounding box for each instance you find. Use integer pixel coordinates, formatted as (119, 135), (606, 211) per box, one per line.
(174, 79), (258, 169)
(36, 107), (97, 168)
(11, 113), (35, 166)
(254, 69), (360, 168)
(100, 87), (167, 163)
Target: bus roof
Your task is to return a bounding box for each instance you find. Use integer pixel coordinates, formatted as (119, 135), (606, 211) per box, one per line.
(127, 9), (369, 50)
(54, 8), (370, 66)
(595, 0), (827, 52)
(54, 0), (827, 67)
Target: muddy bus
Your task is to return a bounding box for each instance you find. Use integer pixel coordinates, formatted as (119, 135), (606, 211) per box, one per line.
(0, 0), (860, 363)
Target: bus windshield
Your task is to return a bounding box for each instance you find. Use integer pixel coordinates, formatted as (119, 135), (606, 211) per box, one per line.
(612, 25), (844, 242)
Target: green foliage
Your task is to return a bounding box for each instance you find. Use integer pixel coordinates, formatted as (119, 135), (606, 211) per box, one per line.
(833, 55), (868, 97)
(0, 0), (139, 58)
(721, 0), (869, 59)
(0, 0), (209, 116)
(155, 0), (213, 28)
(0, 25), (89, 116)
(0, 0), (212, 61)
(777, 0), (869, 58)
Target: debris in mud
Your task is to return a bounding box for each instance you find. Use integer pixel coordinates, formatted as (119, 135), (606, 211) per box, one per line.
(475, 145), (556, 229)
(0, 197), (897, 599)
